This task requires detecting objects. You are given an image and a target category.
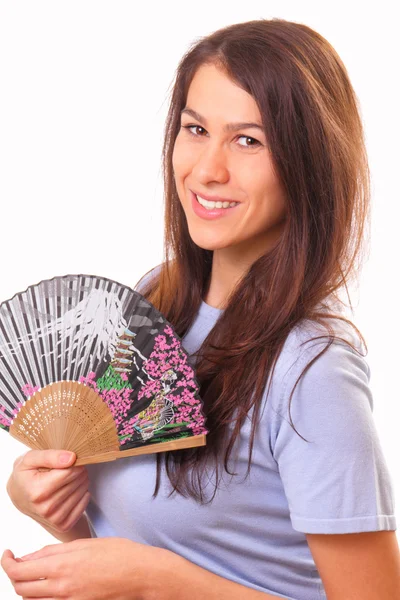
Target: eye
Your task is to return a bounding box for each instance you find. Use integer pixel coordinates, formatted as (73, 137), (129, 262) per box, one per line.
(182, 124), (207, 137)
(181, 124), (261, 149)
(237, 135), (261, 148)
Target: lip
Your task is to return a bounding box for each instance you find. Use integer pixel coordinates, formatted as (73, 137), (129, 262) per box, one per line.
(190, 190), (240, 220)
(191, 189), (239, 203)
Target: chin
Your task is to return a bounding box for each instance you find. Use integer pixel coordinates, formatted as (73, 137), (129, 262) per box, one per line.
(189, 235), (231, 252)
(192, 240), (221, 251)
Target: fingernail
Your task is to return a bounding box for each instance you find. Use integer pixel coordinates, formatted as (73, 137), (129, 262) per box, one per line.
(60, 452), (74, 464)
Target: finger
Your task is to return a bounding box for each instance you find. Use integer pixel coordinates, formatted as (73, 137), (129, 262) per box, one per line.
(41, 475), (90, 529)
(48, 486), (90, 531)
(13, 578), (50, 598)
(41, 469), (89, 516)
(19, 449), (77, 471)
(1, 550), (19, 577)
(13, 451), (30, 469)
(46, 465), (88, 490)
(29, 466), (88, 505)
(18, 542), (68, 563)
(56, 488), (91, 532)
(1, 548), (14, 571)
(21, 537), (91, 562)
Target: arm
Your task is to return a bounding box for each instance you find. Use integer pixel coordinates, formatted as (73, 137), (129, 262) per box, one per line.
(3, 538), (286, 600)
(149, 531), (400, 599)
(151, 549), (289, 600)
(306, 530), (400, 599)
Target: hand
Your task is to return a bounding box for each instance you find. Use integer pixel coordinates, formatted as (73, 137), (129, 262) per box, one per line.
(6, 449), (90, 533)
(1, 537), (168, 599)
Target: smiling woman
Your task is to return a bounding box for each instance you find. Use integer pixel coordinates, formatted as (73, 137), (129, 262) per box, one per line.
(85, 18), (400, 600)
(4, 16), (399, 600)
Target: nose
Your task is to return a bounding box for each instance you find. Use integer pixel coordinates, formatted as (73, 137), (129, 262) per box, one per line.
(191, 140), (230, 185)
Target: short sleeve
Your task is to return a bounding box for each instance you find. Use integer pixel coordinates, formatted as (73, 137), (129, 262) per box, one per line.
(272, 339), (397, 534)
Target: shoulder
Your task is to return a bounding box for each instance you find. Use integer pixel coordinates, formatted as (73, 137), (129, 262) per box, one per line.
(269, 315), (371, 419)
(134, 263), (163, 293)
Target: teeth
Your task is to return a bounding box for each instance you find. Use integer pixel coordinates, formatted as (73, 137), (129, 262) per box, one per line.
(196, 194), (239, 209)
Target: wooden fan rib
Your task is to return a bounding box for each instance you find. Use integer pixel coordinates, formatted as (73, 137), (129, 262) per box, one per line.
(9, 381), (120, 458)
(73, 434), (206, 466)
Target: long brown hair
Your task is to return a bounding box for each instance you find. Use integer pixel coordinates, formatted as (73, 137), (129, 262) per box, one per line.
(136, 18), (370, 503)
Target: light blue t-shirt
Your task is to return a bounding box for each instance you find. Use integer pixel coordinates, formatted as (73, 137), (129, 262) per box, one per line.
(85, 267), (397, 600)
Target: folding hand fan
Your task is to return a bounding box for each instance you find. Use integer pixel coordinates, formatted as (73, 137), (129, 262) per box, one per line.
(0, 275), (207, 466)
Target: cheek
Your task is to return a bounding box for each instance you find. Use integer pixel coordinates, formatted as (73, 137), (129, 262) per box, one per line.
(250, 173), (287, 223)
(172, 142), (189, 206)
(172, 136), (190, 177)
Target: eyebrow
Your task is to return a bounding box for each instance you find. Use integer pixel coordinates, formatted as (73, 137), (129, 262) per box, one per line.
(180, 107), (264, 133)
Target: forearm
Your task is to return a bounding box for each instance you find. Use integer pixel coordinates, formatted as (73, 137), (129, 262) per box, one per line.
(151, 549), (286, 600)
(35, 512), (92, 543)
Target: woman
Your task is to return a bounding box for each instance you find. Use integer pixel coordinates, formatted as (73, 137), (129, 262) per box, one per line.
(2, 17), (399, 600)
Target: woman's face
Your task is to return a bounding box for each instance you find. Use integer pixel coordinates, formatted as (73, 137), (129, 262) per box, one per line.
(172, 62), (287, 257)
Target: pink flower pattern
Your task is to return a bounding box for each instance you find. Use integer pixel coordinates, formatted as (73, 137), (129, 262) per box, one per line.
(0, 405), (11, 428)
(21, 383), (40, 398)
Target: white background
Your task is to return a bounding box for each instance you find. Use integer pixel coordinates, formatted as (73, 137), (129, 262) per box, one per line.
(0, 1), (398, 597)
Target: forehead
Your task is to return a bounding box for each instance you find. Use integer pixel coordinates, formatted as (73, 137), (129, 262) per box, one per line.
(185, 63), (262, 122)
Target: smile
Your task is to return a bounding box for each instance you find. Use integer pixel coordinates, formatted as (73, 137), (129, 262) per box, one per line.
(190, 191), (240, 221)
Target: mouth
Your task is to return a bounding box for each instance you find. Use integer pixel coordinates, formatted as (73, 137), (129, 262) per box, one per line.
(191, 190), (240, 209)
(190, 190), (240, 220)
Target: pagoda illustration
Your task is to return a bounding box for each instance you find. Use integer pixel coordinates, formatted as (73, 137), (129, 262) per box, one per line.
(110, 328), (137, 375)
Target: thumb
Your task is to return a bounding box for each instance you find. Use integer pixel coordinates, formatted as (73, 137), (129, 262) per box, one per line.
(18, 449), (76, 471)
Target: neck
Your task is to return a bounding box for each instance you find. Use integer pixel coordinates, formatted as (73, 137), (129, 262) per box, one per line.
(204, 225), (284, 309)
